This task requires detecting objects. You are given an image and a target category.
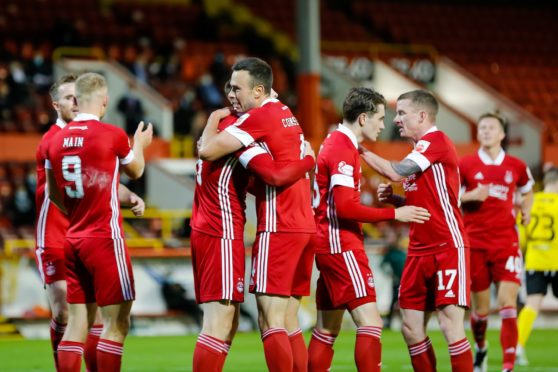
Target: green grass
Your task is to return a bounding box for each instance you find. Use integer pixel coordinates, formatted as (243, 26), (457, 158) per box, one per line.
(1, 329), (557, 371)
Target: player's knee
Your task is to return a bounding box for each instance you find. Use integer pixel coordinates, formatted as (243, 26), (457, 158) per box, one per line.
(402, 319), (424, 344)
(51, 306), (68, 324)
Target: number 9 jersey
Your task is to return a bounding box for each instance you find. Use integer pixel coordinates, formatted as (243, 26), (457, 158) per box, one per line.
(45, 113), (134, 239)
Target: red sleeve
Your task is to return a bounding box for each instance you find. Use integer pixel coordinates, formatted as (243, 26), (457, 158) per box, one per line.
(333, 186), (395, 223)
(516, 159), (534, 192)
(248, 155), (314, 187)
(223, 111), (267, 146)
(113, 127), (133, 164)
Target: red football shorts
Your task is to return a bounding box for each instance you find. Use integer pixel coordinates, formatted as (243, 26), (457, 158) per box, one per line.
(315, 249), (376, 310)
(399, 247), (470, 312)
(470, 248), (522, 292)
(191, 230), (246, 304)
(64, 237), (135, 307)
(35, 246), (66, 286)
(249, 232), (312, 296)
(291, 234), (316, 297)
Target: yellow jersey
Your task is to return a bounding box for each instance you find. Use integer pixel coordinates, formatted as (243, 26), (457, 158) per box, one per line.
(524, 192), (558, 270)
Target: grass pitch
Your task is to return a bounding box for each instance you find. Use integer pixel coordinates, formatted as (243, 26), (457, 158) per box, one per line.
(1, 329), (557, 371)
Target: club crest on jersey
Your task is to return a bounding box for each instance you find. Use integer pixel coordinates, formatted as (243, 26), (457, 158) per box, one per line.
(337, 161), (354, 176)
(504, 170), (513, 184)
(46, 262), (56, 276)
(367, 275), (375, 288)
(236, 278), (244, 293)
(414, 140), (431, 153)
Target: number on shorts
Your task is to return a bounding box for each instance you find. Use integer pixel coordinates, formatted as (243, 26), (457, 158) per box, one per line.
(505, 256), (522, 273)
(62, 155), (84, 198)
(436, 269), (457, 291)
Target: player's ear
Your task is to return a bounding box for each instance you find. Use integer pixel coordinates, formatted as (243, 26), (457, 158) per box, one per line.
(358, 113), (366, 127)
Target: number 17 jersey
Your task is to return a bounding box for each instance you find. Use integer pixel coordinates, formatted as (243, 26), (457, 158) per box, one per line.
(45, 113), (133, 239)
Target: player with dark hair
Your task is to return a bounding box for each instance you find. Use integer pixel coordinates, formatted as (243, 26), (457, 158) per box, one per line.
(191, 77), (314, 372)
(460, 112), (534, 372)
(308, 87), (430, 372)
(199, 57), (315, 371)
(360, 90), (473, 371)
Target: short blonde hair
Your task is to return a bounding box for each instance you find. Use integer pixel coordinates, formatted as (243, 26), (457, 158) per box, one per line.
(75, 72), (107, 104)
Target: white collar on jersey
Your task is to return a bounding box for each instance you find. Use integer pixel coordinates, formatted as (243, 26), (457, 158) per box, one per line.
(260, 97), (279, 107)
(478, 148), (505, 165)
(74, 113), (100, 122)
(337, 123), (359, 149)
(55, 117), (66, 129)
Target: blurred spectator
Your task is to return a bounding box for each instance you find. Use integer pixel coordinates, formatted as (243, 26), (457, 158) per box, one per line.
(196, 73), (223, 110)
(25, 49), (53, 94)
(209, 51), (229, 91)
(7, 180), (34, 227)
(117, 81), (145, 135)
(380, 226), (406, 329)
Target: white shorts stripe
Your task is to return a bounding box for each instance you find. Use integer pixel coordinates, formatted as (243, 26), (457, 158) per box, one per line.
(432, 164), (467, 306)
(327, 192), (341, 254)
(343, 251), (366, 298)
(221, 239), (233, 300)
(256, 232), (270, 293)
(109, 157), (133, 301)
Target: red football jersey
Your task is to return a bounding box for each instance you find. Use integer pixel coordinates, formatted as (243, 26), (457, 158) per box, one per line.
(403, 127), (468, 256)
(45, 114), (133, 239)
(191, 115), (250, 239)
(314, 125), (364, 254)
(459, 149), (534, 249)
(35, 119), (69, 249)
(225, 98), (315, 233)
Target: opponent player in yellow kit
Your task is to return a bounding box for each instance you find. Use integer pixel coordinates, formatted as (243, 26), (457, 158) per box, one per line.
(516, 167), (558, 366)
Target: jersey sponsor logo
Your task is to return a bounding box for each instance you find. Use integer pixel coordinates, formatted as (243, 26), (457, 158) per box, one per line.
(487, 183), (509, 201)
(403, 174), (418, 192)
(46, 262), (56, 276)
(337, 161), (354, 176)
(505, 170), (513, 184)
(474, 171), (484, 180)
(281, 116), (300, 128)
(415, 140), (431, 153)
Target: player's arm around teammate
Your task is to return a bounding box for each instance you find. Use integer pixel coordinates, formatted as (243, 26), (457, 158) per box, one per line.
(308, 88), (430, 372)
(362, 90), (473, 372)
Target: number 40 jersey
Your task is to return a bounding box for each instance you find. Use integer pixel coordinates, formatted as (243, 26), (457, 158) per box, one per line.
(45, 113), (133, 239)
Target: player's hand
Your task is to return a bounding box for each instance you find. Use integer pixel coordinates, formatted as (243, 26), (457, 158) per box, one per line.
(377, 183), (394, 203)
(470, 184), (489, 201)
(129, 193), (145, 217)
(394, 205), (431, 223)
(134, 121), (153, 149)
(304, 141), (315, 160)
(210, 107), (231, 121)
(521, 211), (531, 226)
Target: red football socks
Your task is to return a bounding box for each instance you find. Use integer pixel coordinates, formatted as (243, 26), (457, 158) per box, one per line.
(308, 328), (337, 372)
(57, 341), (84, 372)
(408, 337), (436, 372)
(500, 306), (518, 370)
(470, 312), (488, 349)
(84, 324), (102, 372)
(193, 333), (228, 372)
(448, 337), (473, 372)
(262, 328), (293, 372)
(355, 326), (382, 372)
(97, 339), (124, 372)
(49, 319), (66, 370)
(289, 328), (308, 372)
